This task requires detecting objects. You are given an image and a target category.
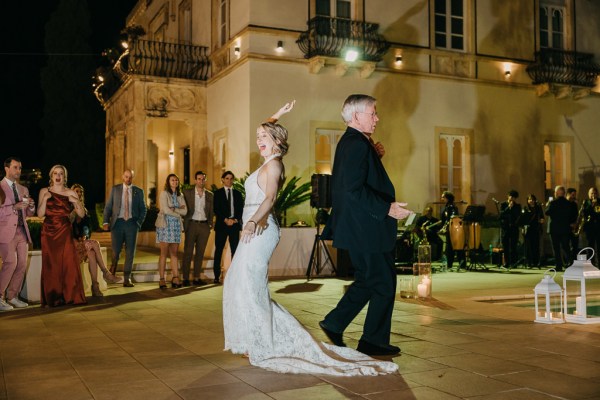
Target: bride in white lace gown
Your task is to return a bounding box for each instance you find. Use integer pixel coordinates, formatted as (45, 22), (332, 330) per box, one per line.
(222, 105), (398, 376)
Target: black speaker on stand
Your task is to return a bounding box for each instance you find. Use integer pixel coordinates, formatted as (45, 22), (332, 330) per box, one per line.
(306, 174), (336, 279)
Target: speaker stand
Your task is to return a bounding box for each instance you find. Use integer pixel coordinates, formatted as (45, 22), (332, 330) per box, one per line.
(306, 223), (336, 280)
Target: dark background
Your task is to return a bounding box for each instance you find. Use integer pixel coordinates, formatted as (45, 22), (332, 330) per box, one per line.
(1, 0), (138, 205)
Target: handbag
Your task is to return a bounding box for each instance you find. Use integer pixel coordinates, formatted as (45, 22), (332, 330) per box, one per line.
(155, 212), (166, 228)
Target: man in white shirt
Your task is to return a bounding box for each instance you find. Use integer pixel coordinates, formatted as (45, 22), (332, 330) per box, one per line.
(103, 169), (147, 287)
(182, 171), (214, 286)
(0, 157), (35, 311)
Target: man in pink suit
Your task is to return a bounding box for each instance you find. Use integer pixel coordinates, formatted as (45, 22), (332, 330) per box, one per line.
(0, 157), (35, 311)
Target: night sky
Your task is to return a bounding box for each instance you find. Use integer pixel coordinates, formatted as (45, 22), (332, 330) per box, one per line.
(1, 0), (138, 169)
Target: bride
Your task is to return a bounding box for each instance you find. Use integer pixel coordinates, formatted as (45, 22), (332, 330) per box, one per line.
(222, 102), (398, 376)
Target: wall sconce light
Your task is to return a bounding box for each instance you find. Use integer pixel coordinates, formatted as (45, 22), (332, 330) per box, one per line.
(395, 55), (403, 64)
(505, 70), (511, 79)
(344, 48), (360, 62)
(169, 150), (174, 157)
(503, 63), (512, 79)
(276, 40), (284, 52)
(234, 47), (240, 57)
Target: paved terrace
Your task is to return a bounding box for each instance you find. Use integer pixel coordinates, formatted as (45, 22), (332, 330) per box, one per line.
(1, 263), (599, 400)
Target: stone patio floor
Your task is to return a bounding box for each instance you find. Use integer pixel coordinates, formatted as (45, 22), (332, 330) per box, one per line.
(1, 263), (599, 400)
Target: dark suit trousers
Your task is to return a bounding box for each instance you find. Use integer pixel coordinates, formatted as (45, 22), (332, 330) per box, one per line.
(111, 219), (140, 278)
(213, 225), (240, 279)
(323, 249), (396, 346)
(182, 222), (210, 279)
(550, 232), (571, 270)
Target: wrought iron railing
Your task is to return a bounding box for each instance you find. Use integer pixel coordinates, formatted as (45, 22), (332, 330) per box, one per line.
(296, 16), (390, 62)
(526, 48), (600, 88)
(95, 39), (210, 106)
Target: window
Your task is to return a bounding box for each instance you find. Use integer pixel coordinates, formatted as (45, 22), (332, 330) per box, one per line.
(439, 132), (470, 203)
(179, 0), (192, 44)
(434, 0), (464, 51)
(540, 1), (565, 49)
(219, 0), (228, 47)
(315, 129), (344, 175)
(316, 0), (353, 38)
(544, 141), (571, 194)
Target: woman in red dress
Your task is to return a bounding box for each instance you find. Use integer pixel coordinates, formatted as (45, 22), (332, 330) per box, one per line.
(37, 165), (86, 307)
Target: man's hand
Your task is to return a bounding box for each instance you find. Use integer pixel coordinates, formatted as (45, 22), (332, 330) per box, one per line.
(388, 202), (412, 220)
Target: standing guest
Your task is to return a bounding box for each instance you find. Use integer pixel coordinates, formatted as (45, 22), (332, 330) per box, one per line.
(320, 94), (411, 356)
(71, 184), (121, 297)
(581, 187), (600, 266)
(440, 191), (466, 271)
(182, 171), (213, 286)
(566, 187), (579, 259)
(103, 169), (147, 287)
(521, 194), (544, 268)
(212, 171), (243, 284)
(545, 186), (578, 271)
(37, 165), (86, 307)
(499, 190), (522, 268)
(0, 157), (35, 311)
(223, 101), (397, 375)
(156, 174), (187, 289)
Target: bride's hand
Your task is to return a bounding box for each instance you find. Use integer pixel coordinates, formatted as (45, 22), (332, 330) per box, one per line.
(270, 100), (295, 120)
(241, 221), (256, 243)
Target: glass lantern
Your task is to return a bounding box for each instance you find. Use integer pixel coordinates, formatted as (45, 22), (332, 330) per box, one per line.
(416, 243), (432, 299)
(534, 269), (564, 324)
(563, 248), (600, 324)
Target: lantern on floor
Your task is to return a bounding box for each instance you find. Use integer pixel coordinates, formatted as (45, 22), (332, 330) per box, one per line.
(563, 248), (600, 324)
(533, 269), (564, 324)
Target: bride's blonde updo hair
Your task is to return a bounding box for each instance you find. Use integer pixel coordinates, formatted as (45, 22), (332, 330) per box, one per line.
(48, 164), (68, 187)
(260, 122), (289, 157)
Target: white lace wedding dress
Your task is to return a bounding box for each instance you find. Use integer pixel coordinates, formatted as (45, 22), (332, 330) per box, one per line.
(222, 155), (398, 376)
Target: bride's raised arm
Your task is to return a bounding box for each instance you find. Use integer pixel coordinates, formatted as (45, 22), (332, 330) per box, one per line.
(266, 100), (295, 123)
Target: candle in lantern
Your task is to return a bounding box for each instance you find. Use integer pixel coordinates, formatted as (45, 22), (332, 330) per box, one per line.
(575, 296), (582, 316)
(417, 283), (428, 298)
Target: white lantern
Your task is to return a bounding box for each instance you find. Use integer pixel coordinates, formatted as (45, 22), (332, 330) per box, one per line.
(534, 269), (564, 324)
(563, 248), (600, 324)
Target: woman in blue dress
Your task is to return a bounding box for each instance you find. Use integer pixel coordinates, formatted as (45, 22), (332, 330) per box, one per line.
(156, 174), (187, 288)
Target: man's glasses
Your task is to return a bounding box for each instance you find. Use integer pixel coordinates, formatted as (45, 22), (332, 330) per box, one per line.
(357, 111), (378, 118)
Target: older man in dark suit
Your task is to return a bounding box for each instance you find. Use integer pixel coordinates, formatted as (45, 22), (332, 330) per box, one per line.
(545, 185), (578, 271)
(103, 169), (147, 287)
(321, 94), (411, 356)
(182, 171), (214, 286)
(212, 171), (243, 284)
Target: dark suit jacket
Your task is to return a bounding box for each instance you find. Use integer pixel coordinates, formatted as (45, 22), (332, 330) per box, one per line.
(322, 127), (396, 253)
(213, 187), (243, 231)
(183, 188), (214, 230)
(103, 184), (147, 230)
(545, 196), (577, 235)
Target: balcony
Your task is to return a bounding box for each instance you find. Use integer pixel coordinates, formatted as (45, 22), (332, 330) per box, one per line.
(526, 48), (600, 96)
(95, 39), (210, 106)
(296, 16), (390, 62)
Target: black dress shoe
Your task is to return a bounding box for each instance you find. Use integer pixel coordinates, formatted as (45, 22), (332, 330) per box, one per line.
(182, 279), (191, 287)
(192, 279), (205, 286)
(123, 279), (135, 287)
(318, 321), (346, 347)
(357, 339), (400, 356)
(213, 278), (220, 284)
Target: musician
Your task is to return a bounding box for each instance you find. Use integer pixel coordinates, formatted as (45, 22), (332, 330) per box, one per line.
(499, 190), (522, 269)
(581, 187), (600, 266)
(440, 191), (466, 271)
(545, 186), (578, 271)
(566, 188), (579, 259)
(415, 206), (443, 260)
(521, 194), (544, 268)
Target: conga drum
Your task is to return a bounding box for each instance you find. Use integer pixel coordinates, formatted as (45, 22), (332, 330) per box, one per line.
(449, 216), (465, 250)
(468, 222), (482, 250)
